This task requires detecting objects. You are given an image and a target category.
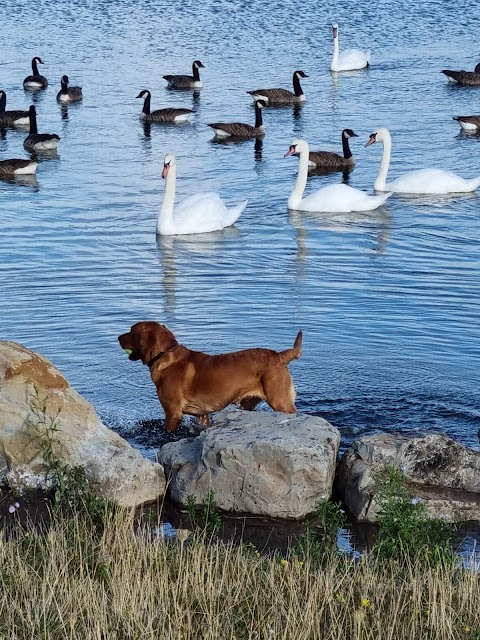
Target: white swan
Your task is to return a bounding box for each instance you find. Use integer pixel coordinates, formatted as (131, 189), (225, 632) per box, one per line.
(365, 128), (480, 194)
(330, 24), (371, 72)
(285, 140), (390, 212)
(157, 154), (248, 235)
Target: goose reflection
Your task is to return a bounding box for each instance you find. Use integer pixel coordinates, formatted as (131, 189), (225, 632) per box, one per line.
(0, 173), (39, 189)
(156, 226), (241, 313)
(308, 166), (352, 185)
(210, 135), (264, 162)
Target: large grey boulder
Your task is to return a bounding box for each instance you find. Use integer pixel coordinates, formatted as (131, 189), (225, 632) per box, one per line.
(335, 433), (480, 523)
(158, 409), (340, 519)
(0, 341), (165, 506)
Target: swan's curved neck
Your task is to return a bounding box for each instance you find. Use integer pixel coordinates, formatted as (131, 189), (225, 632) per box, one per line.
(292, 74), (304, 97)
(374, 132), (392, 191)
(342, 135), (352, 159)
(331, 36), (339, 70)
(158, 165), (176, 232)
(142, 93), (151, 115)
(192, 64), (201, 82)
(32, 59), (39, 75)
(254, 104), (263, 128)
(289, 148), (308, 208)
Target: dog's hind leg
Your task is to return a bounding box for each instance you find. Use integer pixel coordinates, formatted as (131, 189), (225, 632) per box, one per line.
(262, 371), (297, 414)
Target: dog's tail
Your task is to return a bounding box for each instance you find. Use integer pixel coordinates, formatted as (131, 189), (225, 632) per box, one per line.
(281, 330), (303, 363)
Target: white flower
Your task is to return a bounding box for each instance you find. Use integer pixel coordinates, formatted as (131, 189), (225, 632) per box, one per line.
(8, 505), (16, 514)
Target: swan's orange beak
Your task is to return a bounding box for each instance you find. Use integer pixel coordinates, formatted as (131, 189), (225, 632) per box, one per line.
(365, 134), (376, 148)
(284, 145), (296, 157)
(162, 163), (170, 179)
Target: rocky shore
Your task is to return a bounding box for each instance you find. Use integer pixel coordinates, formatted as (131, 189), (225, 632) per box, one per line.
(1, 341), (479, 523)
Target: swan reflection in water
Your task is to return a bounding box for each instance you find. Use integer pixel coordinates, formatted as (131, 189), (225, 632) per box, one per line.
(288, 206), (392, 279)
(156, 226), (241, 313)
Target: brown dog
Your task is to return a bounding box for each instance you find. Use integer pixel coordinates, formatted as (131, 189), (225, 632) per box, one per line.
(118, 321), (302, 432)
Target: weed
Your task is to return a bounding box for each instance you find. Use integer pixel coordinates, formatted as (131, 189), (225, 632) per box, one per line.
(372, 464), (457, 565)
(26, 387), (113, 528)
(184, 491), (221, 535)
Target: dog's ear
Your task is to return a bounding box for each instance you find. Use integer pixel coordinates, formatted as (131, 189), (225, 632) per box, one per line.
(132, 322), (178, 365)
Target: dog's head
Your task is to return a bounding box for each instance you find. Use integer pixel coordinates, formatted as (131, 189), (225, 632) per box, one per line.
(118, 321), (178, 365)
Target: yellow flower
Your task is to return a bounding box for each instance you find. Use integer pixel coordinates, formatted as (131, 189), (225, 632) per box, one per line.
(280, 559), (288, 567)
(297, 561), (304, 567)
(361, 598), (370, 608)
(464, 626), (471, 633)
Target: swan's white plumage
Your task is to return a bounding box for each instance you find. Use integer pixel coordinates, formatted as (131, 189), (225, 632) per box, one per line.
(286, 139), (390, 213)
(331, 24), (370, 72)
(367, 127), (480, 194)
(157, 154), (247, 235)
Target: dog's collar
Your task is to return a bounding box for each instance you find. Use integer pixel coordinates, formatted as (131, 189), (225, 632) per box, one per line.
(147, 343), (178, 368)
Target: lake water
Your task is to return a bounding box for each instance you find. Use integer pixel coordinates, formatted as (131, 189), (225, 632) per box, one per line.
(1, 0), (480, 461)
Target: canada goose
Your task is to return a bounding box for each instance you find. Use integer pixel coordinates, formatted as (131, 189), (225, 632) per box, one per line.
(453, 115), (480, 132)
(163, 60), (205, 89)
(247, 71), (308, 104)
(0, 90), (30, 126)
(365, 127), (480, 193)
(56, 75), (83, 102)
(302, 129), (359, 169)
(208, 99), (267, 138)
(442, 63), (480, 86)
(23, 106), (60, 152)
(136, 90), (193, 123)
(285, 140), (390, 212)
(158, 154), (248, 235)
(0, 158), (38, 177)
(23, 57), (48, 90)
(330, 24), (371, 72)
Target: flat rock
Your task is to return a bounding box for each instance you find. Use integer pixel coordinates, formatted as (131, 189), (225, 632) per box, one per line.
(158, 409), (340, 519)
(335, 433), (480, 523)
(0, 341), (165, 506)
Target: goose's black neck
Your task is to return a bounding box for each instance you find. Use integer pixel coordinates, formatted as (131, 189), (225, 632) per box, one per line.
(29, 107), (38, 135)
(142, 93), (151, 115)
(0, 93), (6, 112)
(292, 73), (304, 97)
(342, 134), (352, 159)
(254, 104), (263, 128)
(61, 78), (68, 91)
(32, 59), (39, 76)
(192, 64), (201, 82)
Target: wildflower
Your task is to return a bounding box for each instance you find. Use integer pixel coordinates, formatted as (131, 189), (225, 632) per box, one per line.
(340, 509), (345, 514)
(361, 598), (370, 608)
(439, 514), (446, 519)
(8, 505), (16, 514)
(280, 559), (288, 567)
(14, 502), (20, 508)
(176, 528), (190, 544)
(297, 561), (304, 567)
(411, 497), (422, 505)
(465, 626), (471, 633)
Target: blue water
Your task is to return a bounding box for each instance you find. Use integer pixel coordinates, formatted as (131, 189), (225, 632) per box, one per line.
(1, 0), (480, 459)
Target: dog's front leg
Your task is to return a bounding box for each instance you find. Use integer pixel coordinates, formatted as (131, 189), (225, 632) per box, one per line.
(163, 409), (183, 432)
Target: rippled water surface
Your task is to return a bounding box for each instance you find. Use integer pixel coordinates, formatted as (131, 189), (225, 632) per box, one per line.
(1, 0), (480, 457)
